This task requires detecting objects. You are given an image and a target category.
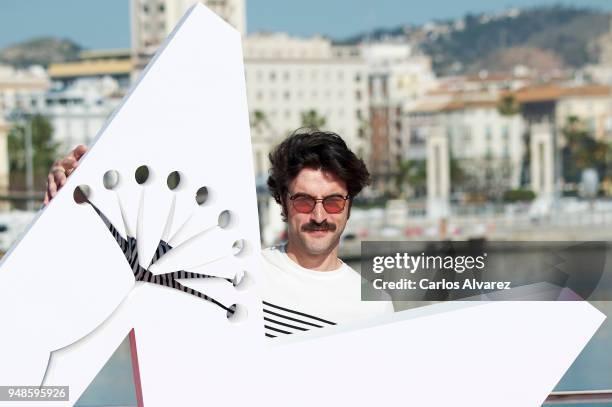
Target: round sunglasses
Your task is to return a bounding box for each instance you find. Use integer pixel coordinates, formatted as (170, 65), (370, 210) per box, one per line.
(288, 193), (350, 214)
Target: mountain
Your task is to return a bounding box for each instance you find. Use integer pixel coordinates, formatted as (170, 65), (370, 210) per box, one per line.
(423, 6), (611, 74)
(0, 37), (82, 68)
(335, 6), (611, 75)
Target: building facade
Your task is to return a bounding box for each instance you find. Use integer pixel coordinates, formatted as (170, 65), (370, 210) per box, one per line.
(48, 50), (133, 90)
(131, 0), (246, 71)
(362, 42), (437, 190)
(406, 94), (526, 197)
(244, 33), (370, 178)
(43, 77), (124, 153)
(0, 65), (50, 114)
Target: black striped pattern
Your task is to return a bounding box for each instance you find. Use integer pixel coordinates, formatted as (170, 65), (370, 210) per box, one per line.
(88, 202), (337, 338)
(263, 301), (336, 338)
(88, 202), (234, 314)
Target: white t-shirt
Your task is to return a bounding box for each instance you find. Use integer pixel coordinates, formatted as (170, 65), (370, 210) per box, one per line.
(261, 245), (394, 338)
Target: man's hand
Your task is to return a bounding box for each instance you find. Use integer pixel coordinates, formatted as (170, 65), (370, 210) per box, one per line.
(44, 145), (88, 205)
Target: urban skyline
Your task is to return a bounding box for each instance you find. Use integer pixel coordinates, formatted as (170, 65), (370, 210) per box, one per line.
(1, 0), (612, 50)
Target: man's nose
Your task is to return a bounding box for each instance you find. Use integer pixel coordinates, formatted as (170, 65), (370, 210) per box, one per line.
(310, 201), (327, 222)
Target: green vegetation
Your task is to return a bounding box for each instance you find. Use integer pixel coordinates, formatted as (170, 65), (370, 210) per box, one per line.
(561, 116), (612, 184)
(8, 114), (60, 191)
(395, 159), (426, 198)
(421, 6), (609, 74)
(498, 94), (522, 116)
(300, 109), (327, 130)
(503, 189), (536, 202)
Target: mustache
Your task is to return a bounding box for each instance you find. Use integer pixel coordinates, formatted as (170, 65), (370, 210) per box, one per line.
(301, 220), (337, 232)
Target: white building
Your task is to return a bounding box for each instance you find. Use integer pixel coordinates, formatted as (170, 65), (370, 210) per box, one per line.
(131, 0), (246, 71)
(554, 85), (612, 141)
(244, 33), (370, 178)
(0, 65), (49, 206)
(361, 42), (437, 188)
(0, 65), (49, 114)
(407, 95), (525, 194)
(43, 77), (124, 153)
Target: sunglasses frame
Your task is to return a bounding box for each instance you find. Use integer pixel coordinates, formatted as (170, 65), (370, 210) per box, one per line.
(288, 193), (350, 214)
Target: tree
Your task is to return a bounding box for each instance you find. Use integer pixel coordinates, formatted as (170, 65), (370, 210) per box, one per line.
(395, 159), (426, 198)
(497, 94), (521, 116)
(8, 114), (59, 191)
(250, 110), (269, 130)
(561, 115), (611, 184)
(300, 109), (326, 130)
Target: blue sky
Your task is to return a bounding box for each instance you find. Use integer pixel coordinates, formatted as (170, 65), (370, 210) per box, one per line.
(0, 0), (611, 50)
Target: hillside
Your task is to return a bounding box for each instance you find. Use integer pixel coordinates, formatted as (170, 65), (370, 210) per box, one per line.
(423, 6), (610, 74)
(0, 37), (82, 68)
(335, 6), (611, 75)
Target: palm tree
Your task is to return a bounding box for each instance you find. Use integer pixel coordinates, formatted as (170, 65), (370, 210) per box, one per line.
(300, 109), (326, 130)
(497, 94), (521, 116)
(250, 110), (269, 130)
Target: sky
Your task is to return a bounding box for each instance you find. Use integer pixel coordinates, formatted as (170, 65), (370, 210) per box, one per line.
(0, 0), (611, 50)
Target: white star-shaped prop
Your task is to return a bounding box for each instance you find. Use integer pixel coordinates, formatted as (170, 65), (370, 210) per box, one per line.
(0, 4), (605, 406)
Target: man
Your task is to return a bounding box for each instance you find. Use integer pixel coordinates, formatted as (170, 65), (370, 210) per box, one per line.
(46, 129), (393, 338)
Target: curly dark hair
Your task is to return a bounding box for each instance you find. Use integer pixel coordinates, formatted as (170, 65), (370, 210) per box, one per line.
(267, 129), (371, 221)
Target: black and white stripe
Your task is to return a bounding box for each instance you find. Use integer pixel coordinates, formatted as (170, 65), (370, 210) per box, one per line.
(88, 202), (234, 314)
(263, 301), (336, 338)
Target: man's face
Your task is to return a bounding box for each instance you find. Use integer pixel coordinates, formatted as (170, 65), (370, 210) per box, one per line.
(285, 168), (350, 257)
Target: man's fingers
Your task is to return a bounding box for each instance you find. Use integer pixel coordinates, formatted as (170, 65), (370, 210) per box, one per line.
(53, 168), (66, 190)
(72, 145), (87, 161)
(49, 180), (58, 197)
(45, 145), (86, 204)
(44, 173), (55, 205)
(60, 158), (76, 171)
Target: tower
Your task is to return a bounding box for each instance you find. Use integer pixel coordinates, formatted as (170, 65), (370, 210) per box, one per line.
(131, 0), (246, 72)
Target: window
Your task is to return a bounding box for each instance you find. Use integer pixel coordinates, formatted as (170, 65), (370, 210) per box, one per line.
(159, 3), (165, 12)
(355, 90), (362, 101)
(502, 125), (509, 139)
(355, 73), (362, 82)
(503, 141), (510, 158)
(269, 72), (276, 81)
(284, 91), (290, 100)
(462, 126), (472, 143)
(356, 109), (362, 119)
